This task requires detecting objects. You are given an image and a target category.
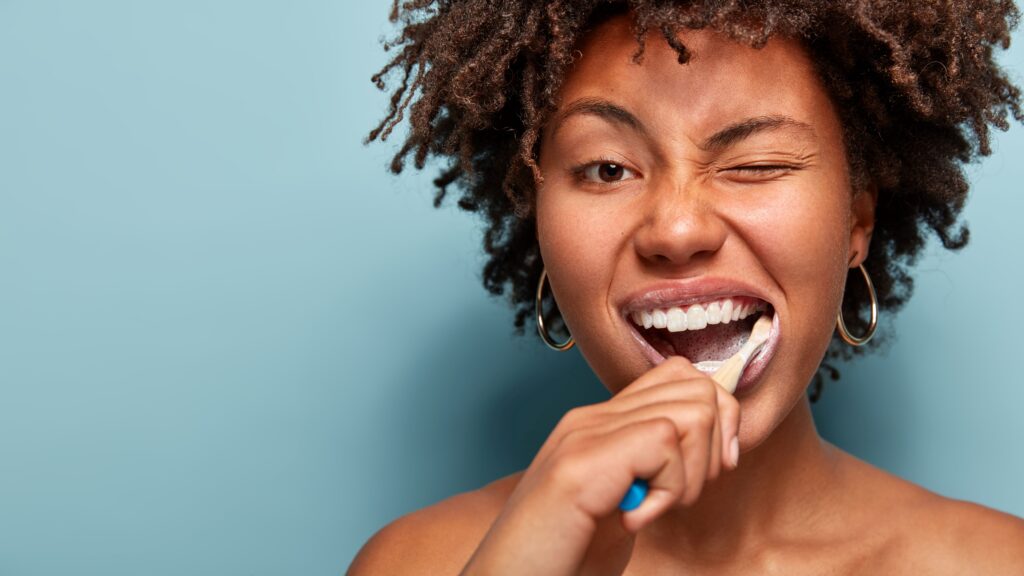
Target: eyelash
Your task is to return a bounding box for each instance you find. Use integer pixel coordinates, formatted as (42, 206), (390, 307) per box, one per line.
(724, 164), (798, 178)
(570, 158), (638, 184)
(569, 160), (800, 185)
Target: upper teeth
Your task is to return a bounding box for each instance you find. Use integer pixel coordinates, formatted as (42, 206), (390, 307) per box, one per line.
(629, 298), (767, 333)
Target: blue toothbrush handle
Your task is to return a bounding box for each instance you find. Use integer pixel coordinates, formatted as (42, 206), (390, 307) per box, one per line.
(618, 478), (649, 511)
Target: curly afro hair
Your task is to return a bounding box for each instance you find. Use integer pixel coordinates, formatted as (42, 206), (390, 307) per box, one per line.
(367, 0), (1022, 400)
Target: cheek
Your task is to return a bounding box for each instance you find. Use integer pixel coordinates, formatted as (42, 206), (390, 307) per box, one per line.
(536, 193), (621, 327)
(753, 205), (847, 280)
(738, 187), (851, 335)
(734, 171), (850, 264)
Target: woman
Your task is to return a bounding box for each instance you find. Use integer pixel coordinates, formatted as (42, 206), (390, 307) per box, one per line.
(351, 1), (1024, 573)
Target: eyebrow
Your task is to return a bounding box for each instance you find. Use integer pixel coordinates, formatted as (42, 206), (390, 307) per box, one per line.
(552, 97), (648, 138)
(551, 98), (816, 150)
(701, 115), (816, 151)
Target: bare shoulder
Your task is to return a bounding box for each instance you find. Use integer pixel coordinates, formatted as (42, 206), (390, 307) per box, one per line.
(836, 449), (1024, 574)
(823, 445), (1024, 574)
(346, 471), (523, 575)
(907, 494), (1024, 574)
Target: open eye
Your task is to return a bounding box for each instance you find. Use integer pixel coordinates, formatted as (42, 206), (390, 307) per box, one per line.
(579, 162), (638, 183)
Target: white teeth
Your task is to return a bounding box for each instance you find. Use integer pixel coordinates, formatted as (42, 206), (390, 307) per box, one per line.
(629, 298), (768, 334)
(666, 307), (687, 331)
(652, 309), (668, 329)
(707, 301), (722, 325)
(686, 306), (707, 330)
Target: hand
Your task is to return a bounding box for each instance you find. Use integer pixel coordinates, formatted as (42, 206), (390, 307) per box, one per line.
(459, 356), (742, 576)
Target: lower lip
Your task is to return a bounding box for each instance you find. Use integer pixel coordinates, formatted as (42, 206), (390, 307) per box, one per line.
(625, 310), (781, 395)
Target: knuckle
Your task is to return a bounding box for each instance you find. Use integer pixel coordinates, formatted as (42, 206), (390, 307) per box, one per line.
(646, 418), (679, 445)
(562, 406), (584, 424)
(720, 391), (740, 411)
(557, 426), (588, 450)
(700, 379), (719, 402)
(559, 406), (590, 430)
(695, 402), (717, 427)
(548, 448), (591, 491)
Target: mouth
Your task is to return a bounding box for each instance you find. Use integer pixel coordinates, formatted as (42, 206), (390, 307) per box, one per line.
(623, 295), (780, 393)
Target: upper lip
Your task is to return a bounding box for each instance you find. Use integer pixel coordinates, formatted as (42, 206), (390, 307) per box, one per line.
(617, 277), (775, 317)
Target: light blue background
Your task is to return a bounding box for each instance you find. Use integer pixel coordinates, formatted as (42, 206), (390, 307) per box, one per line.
(1, 2), (1021, 574)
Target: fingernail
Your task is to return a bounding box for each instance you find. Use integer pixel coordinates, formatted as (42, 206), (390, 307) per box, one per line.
(730, 437), (740, 467)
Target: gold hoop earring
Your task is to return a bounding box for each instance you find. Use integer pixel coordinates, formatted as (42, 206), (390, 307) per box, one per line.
(836, 263), (878, 346)
(536, 268), (575, 351)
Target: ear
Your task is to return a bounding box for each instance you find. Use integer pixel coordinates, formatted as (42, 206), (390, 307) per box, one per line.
(848, 184), (877, 268)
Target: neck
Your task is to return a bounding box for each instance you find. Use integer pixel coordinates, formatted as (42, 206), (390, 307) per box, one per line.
(642, 394), (841, 557)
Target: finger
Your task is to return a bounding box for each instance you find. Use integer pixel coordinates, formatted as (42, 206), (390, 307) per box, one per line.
(593, 400), (715, 506)
(605, 376), (720, 414)
(623, 377), (723, 489)
(715, 385), (741, 469)
(675, 400), (715, 505)
(621, 377), (738, 475)
(553, 358), (712, 447)
(707, 391), (723, 481)
(561, 374), (711, 445)
(609, 378), (728, 480)
(538, 394), (636, 463)
(614, 356), (705, 399)
(551, 417), (687, 521)
(617, 374), (738, 476)
(611, 419), (688, 533)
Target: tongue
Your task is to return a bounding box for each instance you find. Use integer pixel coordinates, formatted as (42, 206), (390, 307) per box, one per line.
(647, 314), (759, 363)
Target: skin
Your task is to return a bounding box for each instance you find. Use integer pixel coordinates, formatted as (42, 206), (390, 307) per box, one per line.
(349, 15), (1024, 575)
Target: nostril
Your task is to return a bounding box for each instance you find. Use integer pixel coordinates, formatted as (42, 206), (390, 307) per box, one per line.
(642, 248), (717, 269)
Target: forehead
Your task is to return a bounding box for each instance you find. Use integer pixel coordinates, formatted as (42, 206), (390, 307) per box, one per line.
(552, 15), (838, 142)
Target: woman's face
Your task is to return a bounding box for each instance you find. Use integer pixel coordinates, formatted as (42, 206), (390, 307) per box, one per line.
(536, 16), (874, 447)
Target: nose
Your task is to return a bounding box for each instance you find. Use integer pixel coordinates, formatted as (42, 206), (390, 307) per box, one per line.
(631, 175), (728, 268)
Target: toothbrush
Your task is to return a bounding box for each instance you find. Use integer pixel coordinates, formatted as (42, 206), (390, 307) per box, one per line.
(705, 312), (773, 394)
(618, 314), (773, 512)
